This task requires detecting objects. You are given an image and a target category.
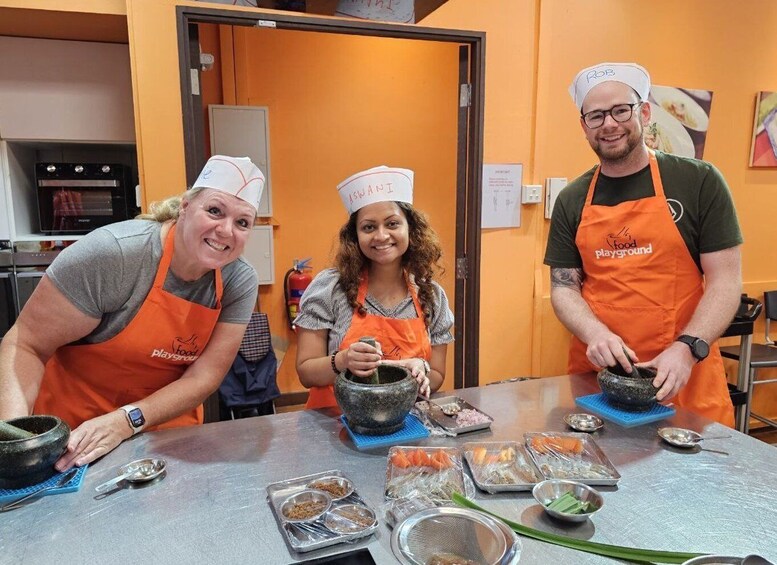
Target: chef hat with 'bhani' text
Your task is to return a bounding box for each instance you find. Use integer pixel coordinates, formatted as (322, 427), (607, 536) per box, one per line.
(337, 166), (414, 215)
(192, 155), (265, 211)
(569, 62), (651, 111)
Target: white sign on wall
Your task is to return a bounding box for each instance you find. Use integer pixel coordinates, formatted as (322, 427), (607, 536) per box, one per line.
(481, 164), (522, 229)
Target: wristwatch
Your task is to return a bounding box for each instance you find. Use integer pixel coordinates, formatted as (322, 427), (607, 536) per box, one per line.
(120, 404), (146, 435)
(676, 335), (710, 362)
(421, 359), (431, 376)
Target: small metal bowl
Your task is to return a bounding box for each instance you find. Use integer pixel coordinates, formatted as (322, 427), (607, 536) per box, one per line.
(280, 489), (332, 523)
(306, 475), (355, 501)
(324, 503), (376, 534)
(564, 413), (604, 433)
(658, 427), (702, 448)
(532, 479), (603, 523)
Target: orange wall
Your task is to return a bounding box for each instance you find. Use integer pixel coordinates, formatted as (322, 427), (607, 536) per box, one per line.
(28, 0), (772, 415)
(205, 26), (460, 393)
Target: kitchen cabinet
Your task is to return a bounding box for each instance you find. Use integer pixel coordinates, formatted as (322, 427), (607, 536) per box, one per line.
(242, 225), (275, 285)
(208, 105), (273, 217)
(0, 36), (135, 143)
(209, 105), (275, 285)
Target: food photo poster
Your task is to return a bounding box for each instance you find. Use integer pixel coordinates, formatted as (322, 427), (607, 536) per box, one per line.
(646, 85), (712, 160)
(749, 91), (777, 168)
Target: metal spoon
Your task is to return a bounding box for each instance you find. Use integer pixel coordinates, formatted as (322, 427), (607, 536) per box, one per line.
(658, 427), (731, 448)
(94, 458), (166, 493)
(0, 468), (78, 512)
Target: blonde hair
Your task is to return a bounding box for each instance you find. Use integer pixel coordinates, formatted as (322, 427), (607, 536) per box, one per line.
(135, 187), (207, 222)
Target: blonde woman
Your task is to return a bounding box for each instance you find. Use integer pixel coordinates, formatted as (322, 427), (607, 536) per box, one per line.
(0, 156), (262, 470)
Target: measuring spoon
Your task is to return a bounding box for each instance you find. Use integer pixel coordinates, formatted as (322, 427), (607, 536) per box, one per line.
(94, 458), (166, 493)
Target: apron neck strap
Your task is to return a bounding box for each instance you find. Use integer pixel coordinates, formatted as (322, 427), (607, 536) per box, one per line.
(154, 222), (224, 303)
(355, 269), (425, 319)
(585, 149), (663, 206)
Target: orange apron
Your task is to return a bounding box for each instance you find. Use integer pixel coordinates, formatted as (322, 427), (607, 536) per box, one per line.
(305, 271), (432, 409)
(568, 151), (734, 426)
(34, 223), (223, 431)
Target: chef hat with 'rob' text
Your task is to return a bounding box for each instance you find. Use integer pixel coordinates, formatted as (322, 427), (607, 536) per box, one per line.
(569, 62), (651, 110)
(337, 165), (414, 215)
(192, 155), (265, 211)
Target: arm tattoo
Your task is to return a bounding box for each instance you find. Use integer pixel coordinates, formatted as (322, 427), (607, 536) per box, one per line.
(551, 268), (584, 291)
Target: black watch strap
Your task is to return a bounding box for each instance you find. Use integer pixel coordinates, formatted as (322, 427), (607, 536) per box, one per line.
(676, 335), (709, 361)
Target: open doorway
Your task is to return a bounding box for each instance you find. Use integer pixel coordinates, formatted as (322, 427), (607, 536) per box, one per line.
(176, 6), (483, 398)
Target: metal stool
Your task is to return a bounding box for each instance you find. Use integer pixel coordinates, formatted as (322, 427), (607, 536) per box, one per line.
(720, 292), (777, 433)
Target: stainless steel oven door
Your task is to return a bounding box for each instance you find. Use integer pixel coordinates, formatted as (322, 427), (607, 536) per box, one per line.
(0, 272), (16, 339)
(14, 271), (45, 316)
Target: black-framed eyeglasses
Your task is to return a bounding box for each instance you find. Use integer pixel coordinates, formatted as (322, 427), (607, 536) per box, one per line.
(581, 102), (641, 129)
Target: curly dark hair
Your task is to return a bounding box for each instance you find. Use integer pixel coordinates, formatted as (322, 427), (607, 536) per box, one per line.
(334, 202), (445, 327)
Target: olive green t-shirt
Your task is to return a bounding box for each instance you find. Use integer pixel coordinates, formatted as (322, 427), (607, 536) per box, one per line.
(543, 151), (743, 272)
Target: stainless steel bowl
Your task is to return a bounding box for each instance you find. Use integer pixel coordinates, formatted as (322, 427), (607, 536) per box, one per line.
(306, 475), (354, 501)
(391, 506), (520, 565)
(280, 489), (332, 523)
(532, 479), (603, 523)
(564, 413), (604, 432)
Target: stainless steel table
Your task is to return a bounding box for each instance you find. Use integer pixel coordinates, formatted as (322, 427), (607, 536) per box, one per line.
(2, 375), (776, 564)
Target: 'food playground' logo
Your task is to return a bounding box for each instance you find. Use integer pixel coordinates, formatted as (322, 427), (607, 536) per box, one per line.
(151, 334), (201, 362)
(594, 227), (653, 259)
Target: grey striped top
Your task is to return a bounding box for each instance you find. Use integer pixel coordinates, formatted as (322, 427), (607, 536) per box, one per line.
(294, 268), (454, 354)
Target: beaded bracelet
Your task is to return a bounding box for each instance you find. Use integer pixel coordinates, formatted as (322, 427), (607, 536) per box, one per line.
(330, 351), (339, 375)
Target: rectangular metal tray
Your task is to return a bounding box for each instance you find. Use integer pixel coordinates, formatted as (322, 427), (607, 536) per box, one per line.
(384, 446), (465, 503)
(462, 441), (542, 492)
(426, 396), (493, 435)
(266, 469), (378, 553)
(524, 432), (621, 486)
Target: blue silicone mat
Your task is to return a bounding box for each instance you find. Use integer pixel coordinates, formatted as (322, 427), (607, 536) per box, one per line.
(0, 464), (88, 503)
(575, 393), (676, 427)
(341, 414), (429, 450)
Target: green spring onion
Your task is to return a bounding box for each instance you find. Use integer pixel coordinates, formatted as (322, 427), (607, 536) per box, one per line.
(546, 492), (594, 514)
(452, 493), (705, 564)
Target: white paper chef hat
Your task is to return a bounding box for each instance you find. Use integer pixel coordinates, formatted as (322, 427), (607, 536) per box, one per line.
(337, 165), (414, 214)
(569, 62), (651, 110)
(192, 155), (265, 211)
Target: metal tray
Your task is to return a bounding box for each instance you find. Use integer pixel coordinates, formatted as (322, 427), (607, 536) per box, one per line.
(524, 432), (621, 486)
(266, 470), (378, 553)
(462, 441), (542, 492)
(384, 446), (466, 503)
(426, 396), (493, 435)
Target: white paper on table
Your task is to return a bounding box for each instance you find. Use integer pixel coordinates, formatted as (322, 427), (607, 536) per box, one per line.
(481, 164), (522, 229)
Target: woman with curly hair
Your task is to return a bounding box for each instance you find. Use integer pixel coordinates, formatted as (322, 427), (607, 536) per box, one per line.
(295, 166), (454, 409)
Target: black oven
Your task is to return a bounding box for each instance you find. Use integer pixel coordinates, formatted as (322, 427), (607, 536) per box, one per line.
(36, 162), (138, 235)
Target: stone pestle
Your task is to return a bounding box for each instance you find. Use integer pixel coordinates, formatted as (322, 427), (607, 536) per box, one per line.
(358, 336), (381, 385)
(0, 420), (36, 441)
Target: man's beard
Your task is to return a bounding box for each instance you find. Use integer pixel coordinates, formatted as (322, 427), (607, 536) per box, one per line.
(591, 125), (643, 164)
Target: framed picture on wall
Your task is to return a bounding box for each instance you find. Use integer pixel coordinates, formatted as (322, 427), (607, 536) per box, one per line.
(749, 91), (777, 167)
(646, 85), (712, 160)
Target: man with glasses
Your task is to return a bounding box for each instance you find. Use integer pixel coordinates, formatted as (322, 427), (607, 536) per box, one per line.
(544, 62), (742, 426)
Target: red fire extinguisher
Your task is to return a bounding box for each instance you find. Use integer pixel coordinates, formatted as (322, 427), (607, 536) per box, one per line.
(284, 258), (312, 330)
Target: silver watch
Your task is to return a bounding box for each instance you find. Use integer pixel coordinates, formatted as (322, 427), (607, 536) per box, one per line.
(421, 359), (431, 376)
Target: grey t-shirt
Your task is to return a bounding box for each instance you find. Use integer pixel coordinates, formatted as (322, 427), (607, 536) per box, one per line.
(294, 268), (454, 354)
(46, 220), (258, 344)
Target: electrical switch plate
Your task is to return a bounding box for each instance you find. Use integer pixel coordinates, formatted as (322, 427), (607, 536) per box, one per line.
(521, 184), (543, 204)
(545, 177), (568, 218)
